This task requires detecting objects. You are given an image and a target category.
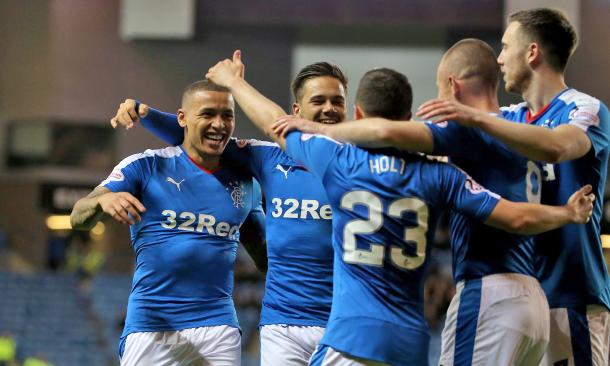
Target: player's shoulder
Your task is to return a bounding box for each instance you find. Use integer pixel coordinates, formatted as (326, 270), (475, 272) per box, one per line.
(558, 89), (609, 128)
(499, 101), (528, 117)
(301, 132), (345, 146)
(116, 146), (182, 169)
(558, 88), (601, 108)
(424, 159), (499, 198)
(233, 137), (280, 149)
(416, 154), (466, 178)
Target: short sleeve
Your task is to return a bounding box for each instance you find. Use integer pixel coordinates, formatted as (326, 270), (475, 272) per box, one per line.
(223, 138), (285, 181)
(285, 131), (343, 180)
(428, 121), (508, 159)
(99, 153), (152, 196)
(566, 98), (610, 156)
(431, 162), (501, 221)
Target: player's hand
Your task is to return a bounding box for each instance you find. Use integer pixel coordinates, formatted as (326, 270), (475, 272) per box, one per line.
(97, 192), (146, 225)
(272, 115), (324, 138)
(110, 99), (149, 130)
(206, 50), (244, 88)
(416, 98), (481, 127)
(567, 184), (595, 224)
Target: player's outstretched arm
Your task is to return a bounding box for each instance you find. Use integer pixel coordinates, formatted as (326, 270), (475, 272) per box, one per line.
(110, 99), (184, 146)
(239, 211), (267, 274)
(272, 116), (434, 153)
(71, 186), (146, 230)
(206, 50), (287, 147)
(485, 185), (594, 235)
(417, 98), (591, 163)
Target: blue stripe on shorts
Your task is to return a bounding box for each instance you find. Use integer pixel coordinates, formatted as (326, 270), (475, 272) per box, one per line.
(454, 278), (482, 366)
(568, 307), (593, 366)
(309, 344), (330, 366)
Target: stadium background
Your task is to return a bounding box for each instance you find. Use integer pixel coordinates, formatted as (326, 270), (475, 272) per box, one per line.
(0, 0), (609, 365)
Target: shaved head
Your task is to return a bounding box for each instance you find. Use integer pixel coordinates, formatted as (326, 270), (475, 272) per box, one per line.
(439, 38), (500, 92)
(182, 80), (231, 108)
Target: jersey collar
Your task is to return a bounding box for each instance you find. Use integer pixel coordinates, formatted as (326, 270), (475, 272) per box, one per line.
(525, 88), (571, 124)
(179, 145), (223, 174)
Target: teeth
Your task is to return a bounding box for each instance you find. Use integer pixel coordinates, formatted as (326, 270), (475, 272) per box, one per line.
(205, 134), (223, 141)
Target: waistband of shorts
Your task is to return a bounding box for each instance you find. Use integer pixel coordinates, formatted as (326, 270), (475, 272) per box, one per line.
(457, 273), (541, 291)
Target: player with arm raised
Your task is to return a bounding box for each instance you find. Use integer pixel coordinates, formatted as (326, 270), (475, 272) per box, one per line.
(71, 80), (265, 366)
(417, 9), (610, 364)
(274, 38), (557, 365)
(110, 53), (349, 365)
(274, 68), (592, 365)
(188, 58), (591, 364)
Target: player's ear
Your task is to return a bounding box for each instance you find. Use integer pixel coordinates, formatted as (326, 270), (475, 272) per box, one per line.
(527, 42), (542, 68)
(354, 105), (364, 120)
(292, 102), (300, 116)
(177, 110), (187, 127)
(448, 75), (460, 98)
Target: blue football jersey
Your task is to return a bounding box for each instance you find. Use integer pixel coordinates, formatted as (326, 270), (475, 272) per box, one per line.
(428, 121), (537, 282)
(100, 146), (261, 340)
(138, 108), (334, 327)
(285, 131), (500, 365)
(501, 88), (610, 309)
(224, 139), (334, 327)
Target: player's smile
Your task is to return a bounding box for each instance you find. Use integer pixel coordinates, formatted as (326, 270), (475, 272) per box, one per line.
(315, 112), (341, 125)
(200, 129), (229, 152)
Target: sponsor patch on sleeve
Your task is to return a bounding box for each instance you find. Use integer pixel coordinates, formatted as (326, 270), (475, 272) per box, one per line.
(569, 108), (600, 125)
(300, 133), (314, 141)
(464, 176), (486, 194)
(107, 170), (124, 182)
(236, 139), (250, 148)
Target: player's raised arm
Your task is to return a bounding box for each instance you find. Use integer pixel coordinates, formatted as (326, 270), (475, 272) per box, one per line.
(485, 185), (594, 235)
(206, 50), (287, 148)
(272, 116), (434, 153)
(71, 186), (146, 229)
(110, 99), (149, 129)
(417, 98), (591, 163)
(110, 98), (184, 146)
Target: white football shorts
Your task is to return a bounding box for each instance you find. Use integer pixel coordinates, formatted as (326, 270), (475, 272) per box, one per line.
(120, 325), (241, 366)
(439, 273), (549, 366)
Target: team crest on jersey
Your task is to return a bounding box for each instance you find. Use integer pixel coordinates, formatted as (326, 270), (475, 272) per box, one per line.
(236, 139), (249, 148)
(464, 176), (485, 194)
(226, 181), (246, 208)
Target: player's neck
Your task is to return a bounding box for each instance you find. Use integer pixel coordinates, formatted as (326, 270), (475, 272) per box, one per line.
(460, 91), (499, 114)
(194, 157), (220, 172)
(183, 146), (221, 172)
(522, 70), (567, 115)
